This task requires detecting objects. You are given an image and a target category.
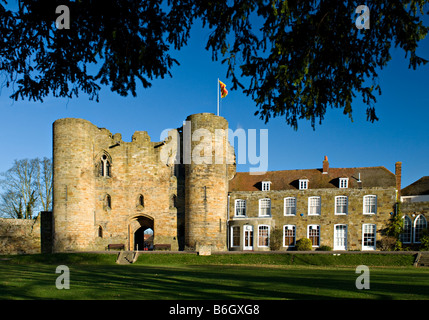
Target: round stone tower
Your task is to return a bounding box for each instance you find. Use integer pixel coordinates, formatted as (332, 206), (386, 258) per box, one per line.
(52, 118), (96, 252)
(184, 113), (232, 251)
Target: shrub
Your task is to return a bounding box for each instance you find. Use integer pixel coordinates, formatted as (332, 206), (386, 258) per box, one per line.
(269, 227), (283, 251)
(296, 238), (313, 251)
(419, 229), (429, 251)
(317, 245), (332, 251)
(377, 236), (398, 251)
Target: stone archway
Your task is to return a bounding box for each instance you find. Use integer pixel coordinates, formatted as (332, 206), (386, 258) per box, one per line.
(129, 215), (154, 251)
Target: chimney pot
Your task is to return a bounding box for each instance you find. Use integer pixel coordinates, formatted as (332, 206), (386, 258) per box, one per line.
(395, 162), (402, 200)
(323, 156), (329, 174)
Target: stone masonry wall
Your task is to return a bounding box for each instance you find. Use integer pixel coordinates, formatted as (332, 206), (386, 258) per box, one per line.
(184, 113), (236, 251)
(0, 218), (41, 254)
(53, 118), (181, 252)
(229, 187), (396, 251)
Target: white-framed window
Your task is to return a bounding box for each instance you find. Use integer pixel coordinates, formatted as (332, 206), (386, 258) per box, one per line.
(258, 225), (270, 247)
(231, 226), (240, 247)
(308, 196), (321, 215)
(259, 198), (271, 217)
(307, 225), (320, 247)
(235, 199), (246, 217)
(363, 195), (377, 214)
(299, 179), (308, 190)
(400, 216), (412, 244)
(262, 181), (271, 191)
(362, 223), (376, 250)
(284, 197), (297, 216)
(339, 178), (349, 188)
(283, 225), (296, 247)
(243, 225), (253, 250)
(335, 196), (348, 215)
(334, 224), (347, 250)
(414, 215), (428, 243)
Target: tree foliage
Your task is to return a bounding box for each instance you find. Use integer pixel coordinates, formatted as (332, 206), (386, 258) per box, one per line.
(0, 157), (53, 219)
(0, 0), (428, 129)
(380, 202), (404, 250)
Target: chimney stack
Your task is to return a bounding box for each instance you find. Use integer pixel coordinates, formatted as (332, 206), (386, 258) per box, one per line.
(323, 156), (329, 174)
(395, 162), (402, 200)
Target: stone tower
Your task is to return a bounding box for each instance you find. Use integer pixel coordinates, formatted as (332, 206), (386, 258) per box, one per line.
(52, 118), (97, 252)
(183, 113), (235, 251)
(52, 113), (235, 253)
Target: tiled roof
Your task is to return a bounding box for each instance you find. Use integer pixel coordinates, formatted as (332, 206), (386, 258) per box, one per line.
(401, 176), (429, 196)
(229, 166), (396, 192)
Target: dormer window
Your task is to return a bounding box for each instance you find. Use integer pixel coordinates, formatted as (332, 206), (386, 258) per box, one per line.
(339, 178), (349, 189)
(299, 179), (308, 190)
(262, 181), (271, 191)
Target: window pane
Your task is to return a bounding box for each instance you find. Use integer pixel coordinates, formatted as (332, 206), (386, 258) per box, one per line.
(285, 197), (296, 215)
(259, 199), (271, 216)
(309, 197), (320, 215)
(415, 215), (428, 243)
(400, 216), (412, 243)
(364, 195), (377, 214)
(308, 225), (320, 246)
(284, 225), (296, 247)
(258, 226), (269, 246)
(235, 200), (246, 216)
(336, 196), (348, 214)
(363, 224), (376, 248)
(232, 226), (240, 247)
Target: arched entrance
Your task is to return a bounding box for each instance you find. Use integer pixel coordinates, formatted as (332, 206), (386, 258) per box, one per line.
(129, 215), (154, 251)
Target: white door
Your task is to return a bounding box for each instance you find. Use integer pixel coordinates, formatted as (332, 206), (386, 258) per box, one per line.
(334, 224), (347, 250)
(362, 224), (376, 251)
(243, 225), (253, 250)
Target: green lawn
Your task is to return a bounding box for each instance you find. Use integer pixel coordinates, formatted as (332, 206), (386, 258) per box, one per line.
(0, 253), (428, 300)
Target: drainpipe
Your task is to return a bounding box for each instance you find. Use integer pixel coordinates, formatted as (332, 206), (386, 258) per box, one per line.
(227, 194), (230, 251)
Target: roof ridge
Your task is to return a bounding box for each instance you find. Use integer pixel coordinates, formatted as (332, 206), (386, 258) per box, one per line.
(235, 166), (390, 174)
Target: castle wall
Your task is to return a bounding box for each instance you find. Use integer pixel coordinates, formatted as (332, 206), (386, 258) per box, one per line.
(52, 118), (179, 252)
(0, 217), (41, 254)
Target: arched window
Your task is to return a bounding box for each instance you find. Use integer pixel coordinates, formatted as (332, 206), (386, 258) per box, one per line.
(105, 194), (111, 209)
(414, 215), (427, 243)
(400, 216), (412, 244)
(100, 154), (111, 177)
(171, 194), (177, 208)
(138, 194), (144, 207)
(98, 226), (103, 238)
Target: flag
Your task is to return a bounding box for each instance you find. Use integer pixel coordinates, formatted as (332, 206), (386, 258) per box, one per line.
(219, 80), (228, 98)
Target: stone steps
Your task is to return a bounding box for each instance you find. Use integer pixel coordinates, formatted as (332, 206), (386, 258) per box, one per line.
(414, 252), (429, 267)
(116, 251), (138, 264)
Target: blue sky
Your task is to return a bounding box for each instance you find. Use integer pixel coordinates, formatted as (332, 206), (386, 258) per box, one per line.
(0, 16), (428, 190)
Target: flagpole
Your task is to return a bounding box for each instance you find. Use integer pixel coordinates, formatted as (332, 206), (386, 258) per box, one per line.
(217, 78), (219, 116)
